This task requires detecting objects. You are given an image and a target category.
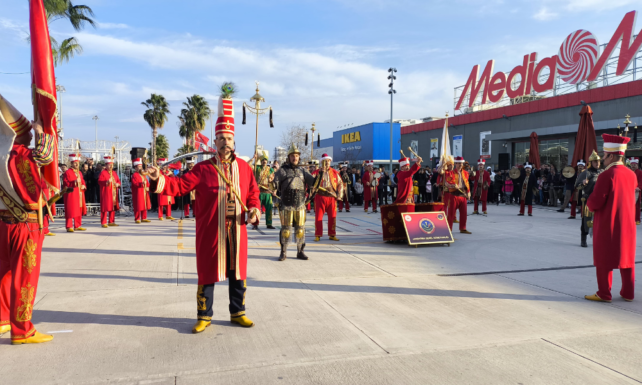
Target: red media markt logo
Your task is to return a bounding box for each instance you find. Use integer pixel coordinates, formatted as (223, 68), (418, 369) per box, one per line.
(557, 29), (599, 85)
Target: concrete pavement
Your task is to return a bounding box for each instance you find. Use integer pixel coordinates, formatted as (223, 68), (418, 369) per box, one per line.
(1, 203), (641, 384)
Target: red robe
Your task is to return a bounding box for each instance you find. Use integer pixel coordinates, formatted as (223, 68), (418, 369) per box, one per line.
(395, 163), (420, 204)
(362, 171), (378, 201)
(472, 170), (491, 201)
(158, 171), (175, 206)
(587, 163), (636, 270)
(98, 169), (121, 212)
(153, 155), (260, 284)
(62, 168), (86, 218)
(131, 172), (151, 211)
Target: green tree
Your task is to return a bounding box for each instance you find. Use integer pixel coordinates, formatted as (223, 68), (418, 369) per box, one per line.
(178, 95), (211, 147)
(43, 0), (97, 66)
(174, 144), (195, 158)
(153, 134), (170, 160)
(141, 94), (170, 165)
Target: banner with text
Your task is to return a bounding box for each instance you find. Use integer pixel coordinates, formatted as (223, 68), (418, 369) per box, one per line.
(402, 211), (454, 246)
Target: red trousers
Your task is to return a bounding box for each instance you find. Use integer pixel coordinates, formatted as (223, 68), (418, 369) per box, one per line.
(158, 205), (171, 219)
(315, 195), (337, 237)
(569, 200), (577, 217)
(338, 198), (350, 211)
(184, 203), (195, 217)
(101, 211), (115, 225)
(474, 197), (486, 212)
(447, 195), (467, 231)
(135, 211), (148, 221)
(0, 221), (44, 341)
(66, 216), (82, 229)
(596, 267), (635, 301)
(519, 201), (533, 215)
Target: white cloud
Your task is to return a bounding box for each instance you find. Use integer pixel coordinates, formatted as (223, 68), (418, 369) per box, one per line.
(555, 0), (640, 12)
(97, 22), (130, 29)
(533, 7), (559, 21)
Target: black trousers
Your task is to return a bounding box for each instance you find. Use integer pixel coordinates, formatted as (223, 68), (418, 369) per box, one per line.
(378, 189), (388, 206)
(196, 236), (247, 321)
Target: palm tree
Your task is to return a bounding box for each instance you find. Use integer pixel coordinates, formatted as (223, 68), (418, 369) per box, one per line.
(142, 94), (170, 165)
(178, 95), (211, 147)
(153, 134), (170, 160)
(43, 0), (97, 66)
(174, 144), (195, 158)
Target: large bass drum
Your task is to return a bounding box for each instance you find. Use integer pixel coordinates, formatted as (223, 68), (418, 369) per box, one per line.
(380, 203), (415, 242)
(415, 202), (445, 213)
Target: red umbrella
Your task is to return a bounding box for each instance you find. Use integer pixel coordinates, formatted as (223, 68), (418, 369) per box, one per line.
(571, 105), (598, 166)
(528, 132), (541, 169)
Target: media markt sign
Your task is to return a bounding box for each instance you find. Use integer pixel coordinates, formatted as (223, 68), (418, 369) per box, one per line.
(455, 11), (642, 110)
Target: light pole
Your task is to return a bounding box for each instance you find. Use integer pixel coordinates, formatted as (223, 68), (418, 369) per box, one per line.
(92, 115), (99, 160)
(56, 84), (65, 163)
(388, 68), (397, 174)
(242, 81), (273, 168)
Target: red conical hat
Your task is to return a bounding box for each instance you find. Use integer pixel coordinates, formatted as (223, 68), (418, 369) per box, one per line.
(398, 157), (409, 167)
(215, 97), (235, 137)
(602, 134), (630, 155)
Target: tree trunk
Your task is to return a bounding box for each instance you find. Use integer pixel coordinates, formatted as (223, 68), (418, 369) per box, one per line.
(152, 127), (158, 165)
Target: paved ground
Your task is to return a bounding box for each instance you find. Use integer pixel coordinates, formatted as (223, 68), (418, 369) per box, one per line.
(1, 203), (641, 384)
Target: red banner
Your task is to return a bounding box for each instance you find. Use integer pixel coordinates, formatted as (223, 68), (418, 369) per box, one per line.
(30, 0), (60, 192)
(168, 161), (182, 170)
(195, 131), (209, 149)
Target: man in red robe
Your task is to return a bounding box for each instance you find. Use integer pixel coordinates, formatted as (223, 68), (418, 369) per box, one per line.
(148, 89), (261, 334)
(312, 153), (343, 241)
(442, 156), (471, 234)
(362, 160), (379, 213)
(394, 156), (421, 204)
(338, 163), (351, 212)
(629, 157), (642, 225)
(62, 153), (87, 232)
(131, 158), (151, 224)
(98, 156), (121, 228)
(0, 95), (55, 344)
(437, 156), (455, 222)
(585, 134), (636, 302)
(472, 158), (491, 215)
(156, 159), (175, 221)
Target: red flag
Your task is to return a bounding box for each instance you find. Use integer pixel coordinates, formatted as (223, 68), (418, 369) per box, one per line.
(168, 161), (182, 170)
(195, 131), (209, 149)
(528, 132), (541, 169)
(30, 0), (60, 192)
(571, 106), (598, 166)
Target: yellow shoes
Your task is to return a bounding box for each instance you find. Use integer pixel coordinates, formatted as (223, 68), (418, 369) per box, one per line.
(483, 211), (487, 215)
(329, 236), (340, 241)
(637, 221), (640, 225)
(0, 324), (10, 335)
(622, 295), (634, 302)
(460, 229), (472, 234)
(472, 211), (479, 215)
(158, 217), (164, 221)
(585, 293), (611, 303)
(66, 228), (74, 233)
(314, 237), (320, 242)
(231, 315), (255, 328)
(135, 220), (141, 224)
(11, 331), (54, 345)
(101, 224), (108, 228)
(108, 223), (119, 227)
(45, 232), (55, 236)
(454, 219), (459, 223)
(75, 227), (86, 231)
(167, 216), (176, 220)
(192, 320), (211, 334)
(142, 219), (152, 223)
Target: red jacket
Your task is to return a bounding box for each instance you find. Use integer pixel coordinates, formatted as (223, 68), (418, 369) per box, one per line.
(587, 163), (636, 269)
(472, 170), (491, 200)
(395, 163), (420, 204)
(98, 169), (121, 212)
(62, 168), (87, 218)
(131, 172), (151, 212)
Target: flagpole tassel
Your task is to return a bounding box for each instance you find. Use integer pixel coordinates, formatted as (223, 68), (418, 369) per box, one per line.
(242, 105), (246, 125)
(269, 107), (274, 128)
(317, 134), (320, 148)
(305, 132), (309, 146)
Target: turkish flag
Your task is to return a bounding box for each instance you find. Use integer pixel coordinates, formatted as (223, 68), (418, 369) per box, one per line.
(194, 131), (210, 150)
(30, 0), (60, 192)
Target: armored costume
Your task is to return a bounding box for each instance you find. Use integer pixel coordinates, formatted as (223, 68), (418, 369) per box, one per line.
(273, 144), (321, 261)
(338, 163), (351, 212)
(575, 151), (602, 248)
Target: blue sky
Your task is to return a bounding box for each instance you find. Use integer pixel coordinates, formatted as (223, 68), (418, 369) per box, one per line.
(1, 0), (640, 157)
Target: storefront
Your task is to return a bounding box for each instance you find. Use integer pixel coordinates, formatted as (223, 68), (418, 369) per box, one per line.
(330, 122), (401, 169)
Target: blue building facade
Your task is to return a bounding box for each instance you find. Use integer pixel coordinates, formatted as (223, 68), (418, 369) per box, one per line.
(331, 123), (400, 167)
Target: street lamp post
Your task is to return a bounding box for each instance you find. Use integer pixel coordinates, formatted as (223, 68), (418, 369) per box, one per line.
(388, 68), (397, 174)
(242, 81), (273, 168)
(56, 84), (65, 163)
(92, 115), (99, 160)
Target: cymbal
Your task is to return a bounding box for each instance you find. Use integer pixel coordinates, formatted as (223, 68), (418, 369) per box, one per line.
(562, 166), (575, 178)
(509, 167), (521, 179)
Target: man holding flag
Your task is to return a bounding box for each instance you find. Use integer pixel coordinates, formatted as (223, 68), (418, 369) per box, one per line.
(0, 0), (59, 345)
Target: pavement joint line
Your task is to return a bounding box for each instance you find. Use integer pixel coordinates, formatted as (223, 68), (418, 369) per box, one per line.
(541, 338), (642, 383)
(331, 244), (397, 277)
(438, 261), (642, 276)
(299, 279), (391, 355)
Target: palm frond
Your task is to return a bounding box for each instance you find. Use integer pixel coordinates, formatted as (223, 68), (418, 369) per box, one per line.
(219, 82), (237, 99)
(53, 37), (83, 66)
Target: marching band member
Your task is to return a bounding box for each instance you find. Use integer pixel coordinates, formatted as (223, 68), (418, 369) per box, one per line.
(62, 153), (87, 232)
(559, 160), (585, 218)
(131, 158), (152, 223)
(518, 162), (538, 217)
(312, 153), (343, 242)
(182, 157), (196, 218)
(442, 156), (471, 234)
(253, 152), (275, 229)
(575, 151), (601, 248)
(156, 159), (175, 221)
(98, 156), (121, 227)
(338, 163), (351, 212)
(472, 158), (490, 215)
(394, 155), (421, 204)
(362, 161), (379, 213)
(147, 84), (261, 333)
(585, 134), (636, 303)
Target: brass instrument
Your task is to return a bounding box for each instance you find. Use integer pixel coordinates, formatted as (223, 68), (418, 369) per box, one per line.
(562, 166), (575, 178)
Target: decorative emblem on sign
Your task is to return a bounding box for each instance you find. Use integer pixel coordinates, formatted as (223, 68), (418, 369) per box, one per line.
(437, 213), (445, 220)
(419, 218), (435, 234)
(557, 29), (599, 85)
(404, 215), (412, 221)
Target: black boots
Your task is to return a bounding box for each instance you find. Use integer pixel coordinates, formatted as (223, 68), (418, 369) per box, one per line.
(581, 232), (588, 248)
(297, 243), (309, 260)
(278, 243), (287, 261)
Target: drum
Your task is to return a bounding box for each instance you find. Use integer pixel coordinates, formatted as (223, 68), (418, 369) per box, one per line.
(380, 203), (415, 242)
(415, 202), (446, 213)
